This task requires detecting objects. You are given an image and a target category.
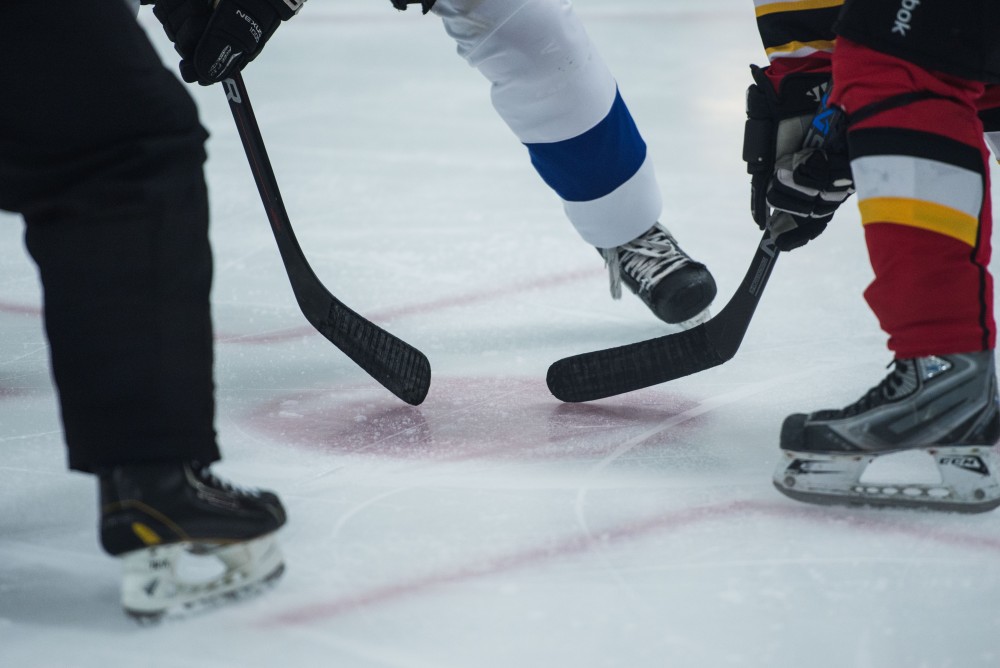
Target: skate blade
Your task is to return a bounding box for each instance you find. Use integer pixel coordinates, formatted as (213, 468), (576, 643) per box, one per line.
(121, 534), (285, 624)
(773, 446), (1000, 514)
(674, 307), (711, 330)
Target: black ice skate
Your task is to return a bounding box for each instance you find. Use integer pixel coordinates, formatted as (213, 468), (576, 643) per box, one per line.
(774, 351), (1000, 513)
(600, 223), (717, 325)
(99, 461), (287, 621)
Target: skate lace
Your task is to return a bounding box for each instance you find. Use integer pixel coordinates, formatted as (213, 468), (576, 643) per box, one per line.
(603, 228), (690, 299)
(191, 462), (262, 498)
(840, 359), (913, 417)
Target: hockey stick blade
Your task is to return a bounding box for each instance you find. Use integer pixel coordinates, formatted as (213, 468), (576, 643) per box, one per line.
(222, 74), (431, 405)
(546, 232), (779, 402)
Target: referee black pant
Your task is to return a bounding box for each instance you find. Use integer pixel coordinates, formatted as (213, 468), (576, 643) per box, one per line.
(0, 0), (221, 471)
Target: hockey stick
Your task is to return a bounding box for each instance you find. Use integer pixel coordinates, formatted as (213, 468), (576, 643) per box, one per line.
(546, 231), (779, 402)
(545, 84), (847, 403)
(222, 73), (431, 405)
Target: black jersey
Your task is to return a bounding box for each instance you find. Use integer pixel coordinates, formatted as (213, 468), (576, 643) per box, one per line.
(836, 0), (1000, 84)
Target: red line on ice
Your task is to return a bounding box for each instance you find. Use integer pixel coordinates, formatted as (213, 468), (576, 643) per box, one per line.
(262, 499), (752, 627)
(260, 499), (1000, 627)
(0, 300), (41, 317)
(0, 267), (600, 343)
(218, 266), (600, 344)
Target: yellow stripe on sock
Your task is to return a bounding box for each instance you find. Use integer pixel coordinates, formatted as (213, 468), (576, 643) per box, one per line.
(859, 197), (980, 246)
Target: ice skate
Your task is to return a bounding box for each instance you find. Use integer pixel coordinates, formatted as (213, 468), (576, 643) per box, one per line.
(99, 461), (287, 622)
(600, 223), (716, 325)
(774, 351), (1000, 513)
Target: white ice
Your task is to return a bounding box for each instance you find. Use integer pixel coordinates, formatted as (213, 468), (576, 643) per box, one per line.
(3, 2), (1000, 666)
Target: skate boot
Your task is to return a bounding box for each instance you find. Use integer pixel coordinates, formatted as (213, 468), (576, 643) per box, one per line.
(774, 351), (1000, 512)
(600, 223), (716, 325)
(99, 461), (287, 622)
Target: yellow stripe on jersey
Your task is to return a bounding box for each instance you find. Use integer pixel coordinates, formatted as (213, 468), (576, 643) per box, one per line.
(764, 39), (836, 59)
(860, 198), (980, 247)
(754, 0), (844, 18)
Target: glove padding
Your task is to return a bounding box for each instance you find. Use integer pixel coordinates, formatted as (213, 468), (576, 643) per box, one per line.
(142, 0), (305, 86)
(390, 0), (436, 14)
(743, 65), (854, 251)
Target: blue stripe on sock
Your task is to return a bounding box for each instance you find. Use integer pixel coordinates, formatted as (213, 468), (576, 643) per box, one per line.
(524, 89), (646, 203)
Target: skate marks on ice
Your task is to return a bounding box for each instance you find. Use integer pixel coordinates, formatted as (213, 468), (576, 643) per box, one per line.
(213, 265), (605, 346)
(262, 500), (758, 627)
(240, 366), (1000, 631)
(569, 368), (819, 600)
(0, 540), (123, 630)
(256, 497), (1000, 628)
(0, 247), (615, 351)
(239, 375), (734, 620)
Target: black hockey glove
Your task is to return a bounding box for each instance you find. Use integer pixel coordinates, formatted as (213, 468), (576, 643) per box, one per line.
(141, 0), (306, 86)
(743, 65), (854, 251)
(390, 0), (436, 14)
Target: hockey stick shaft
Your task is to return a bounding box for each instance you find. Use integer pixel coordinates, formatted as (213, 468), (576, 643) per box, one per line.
(546, 231), (778, 402)
(222, 73), (431, 405)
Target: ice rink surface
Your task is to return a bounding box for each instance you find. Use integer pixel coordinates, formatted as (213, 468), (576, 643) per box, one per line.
(3, 1), (1000, 666)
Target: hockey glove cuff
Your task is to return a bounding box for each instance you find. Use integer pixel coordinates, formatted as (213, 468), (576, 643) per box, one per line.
(143, 0), (306, 86)
(390, 0), (437, 14)
(743, 65), (853, 251)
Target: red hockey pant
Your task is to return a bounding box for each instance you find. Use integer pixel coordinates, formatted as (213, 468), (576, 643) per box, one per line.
(831, 38), (996, 358)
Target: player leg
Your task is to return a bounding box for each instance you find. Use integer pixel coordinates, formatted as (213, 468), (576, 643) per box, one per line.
(773, 37), (1000, 512)
(432, 0), (716, 324)
(0, 0), (286, 617)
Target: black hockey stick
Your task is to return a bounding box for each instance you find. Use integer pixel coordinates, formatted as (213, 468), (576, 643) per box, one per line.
(545, 83), (847, 403)
(222, 73), (431, 405)
(546, 231), (779, 402)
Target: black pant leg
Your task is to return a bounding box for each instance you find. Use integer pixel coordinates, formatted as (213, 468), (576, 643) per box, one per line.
(0, 0), (220, 470)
